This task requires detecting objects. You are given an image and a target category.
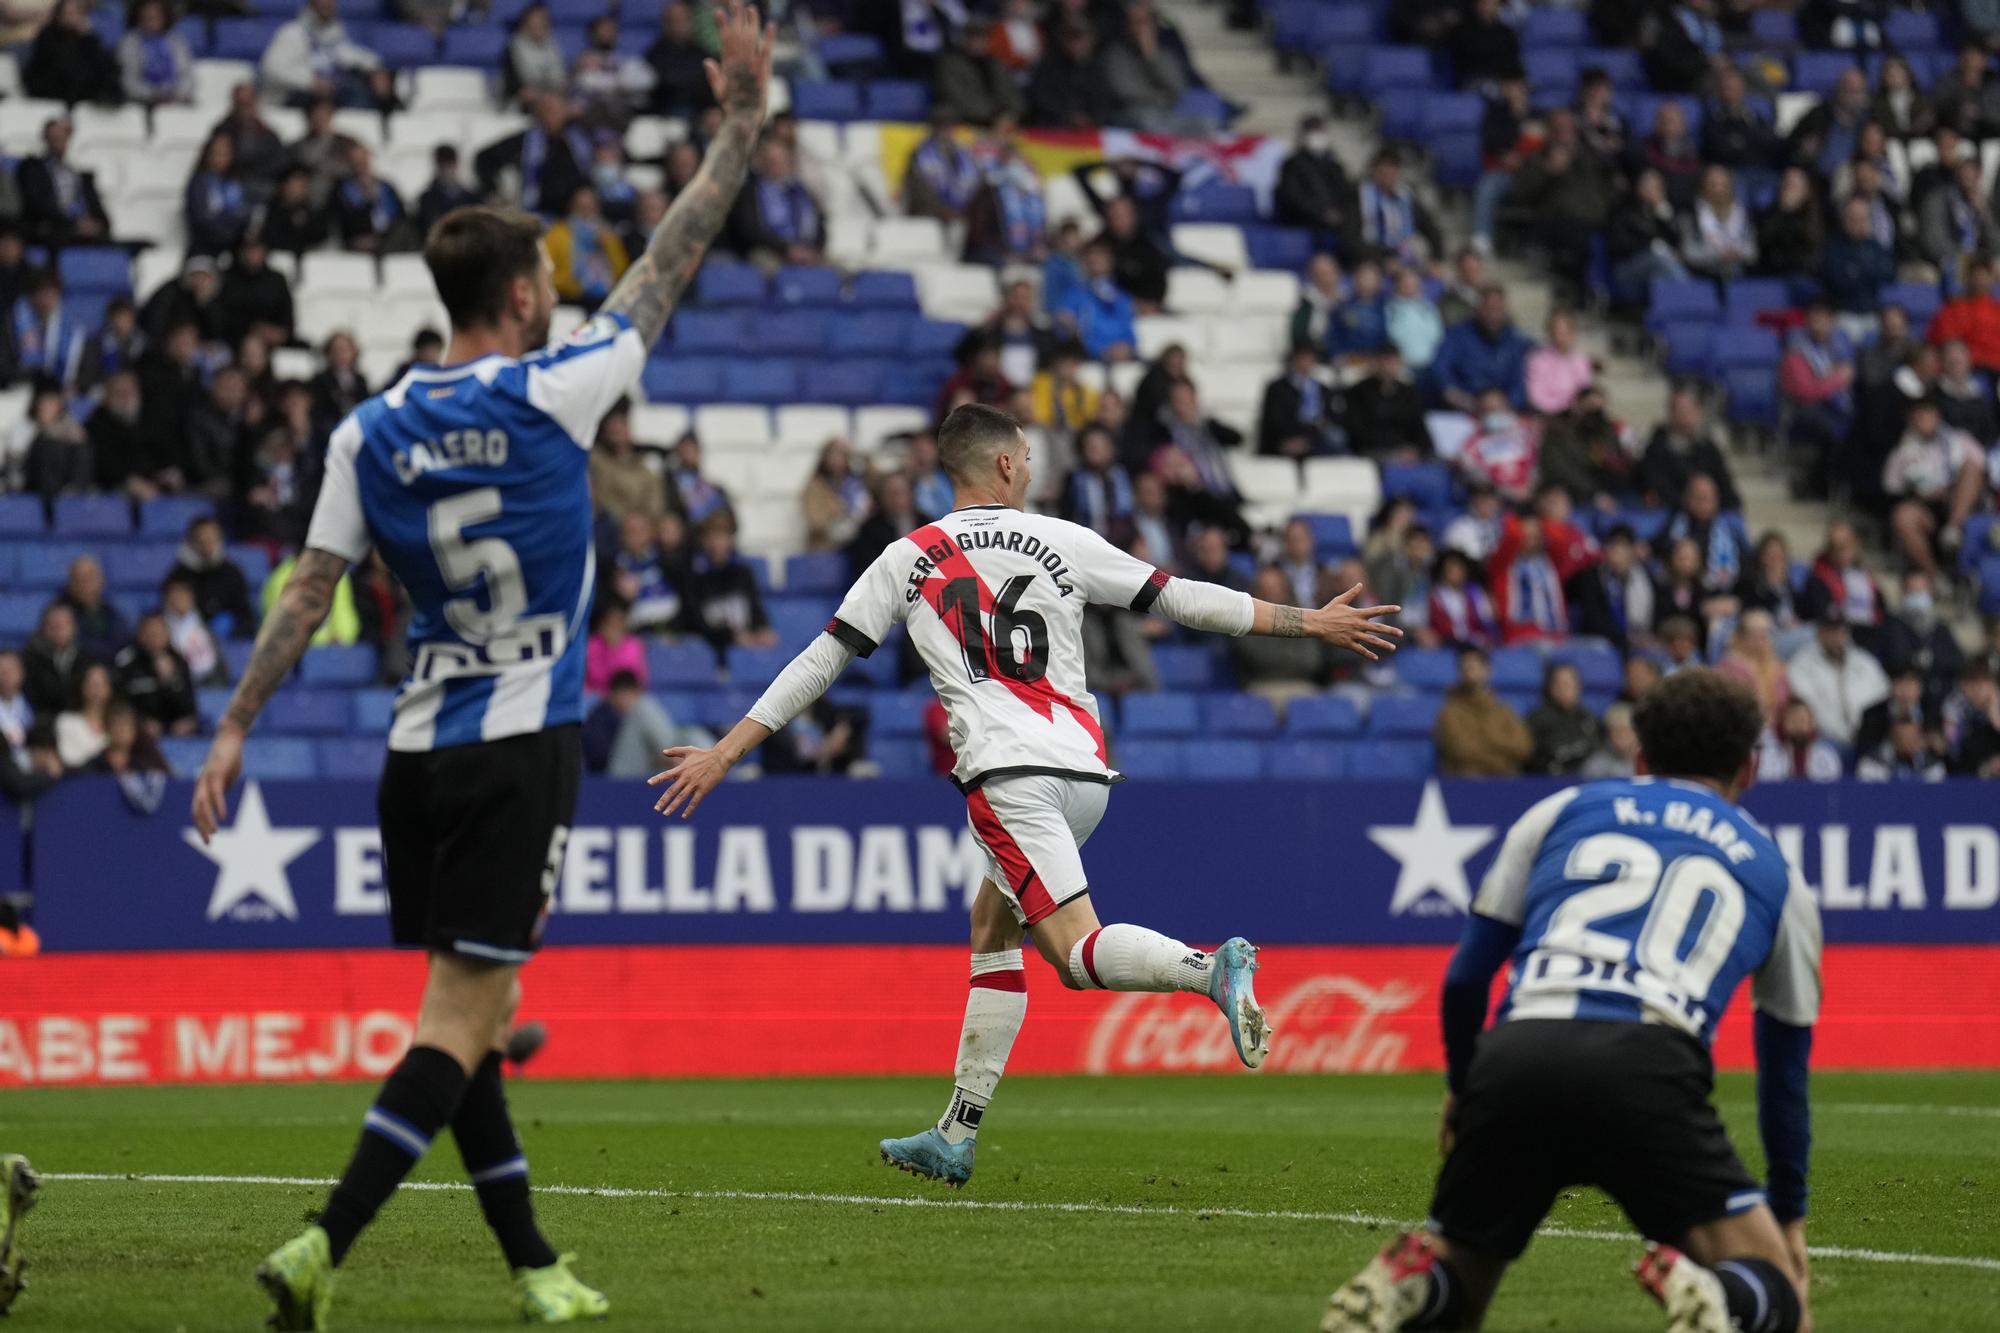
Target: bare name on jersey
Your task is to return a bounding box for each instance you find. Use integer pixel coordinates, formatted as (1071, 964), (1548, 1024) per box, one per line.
(903, 526), (1077, 603)
(1614, 797), (1757, 865)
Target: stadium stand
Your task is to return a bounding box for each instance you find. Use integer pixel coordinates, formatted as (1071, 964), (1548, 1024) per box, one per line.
(1, 0), (1998, 797)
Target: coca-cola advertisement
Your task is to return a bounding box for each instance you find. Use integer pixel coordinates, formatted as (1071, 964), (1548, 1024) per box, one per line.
(2, 943), (1991, 1086)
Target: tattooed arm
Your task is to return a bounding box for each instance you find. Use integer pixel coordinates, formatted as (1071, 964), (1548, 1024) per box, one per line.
(1249, 583), (1405, 661)
(191, 546), (349, 840)
(599, 0), (773, 347)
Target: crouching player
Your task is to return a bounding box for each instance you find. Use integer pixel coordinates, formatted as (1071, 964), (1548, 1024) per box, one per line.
(1324, 669), (1821, 1333)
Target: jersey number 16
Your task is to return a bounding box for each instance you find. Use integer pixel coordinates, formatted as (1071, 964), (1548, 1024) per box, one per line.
(938, 575), (1048, 685)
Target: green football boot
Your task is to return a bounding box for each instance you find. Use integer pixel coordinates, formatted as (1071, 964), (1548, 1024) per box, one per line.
(515, 1253), (609, 1323)
(255, 1225), (335, 1331)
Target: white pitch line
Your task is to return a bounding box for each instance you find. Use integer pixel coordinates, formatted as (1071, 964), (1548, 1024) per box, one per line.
(41, 1173), (2000, 1274)
(1831, 1103), (2000, 1120)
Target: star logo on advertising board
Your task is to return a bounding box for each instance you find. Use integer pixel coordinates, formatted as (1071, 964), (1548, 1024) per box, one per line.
(1367, 780), (1496, 916)
(182, 782), (321, 922)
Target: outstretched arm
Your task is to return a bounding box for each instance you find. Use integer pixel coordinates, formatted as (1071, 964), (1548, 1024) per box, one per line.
(1155, 579), (1404, 660)
(598, 0), (773, 347)
(191, 547), (349, 840)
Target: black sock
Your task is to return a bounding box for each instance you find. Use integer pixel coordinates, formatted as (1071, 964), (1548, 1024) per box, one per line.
(453, 1051), (558, 1271)
(1403, 1255), (1467, 1331)
(318, 1046), (468, 1265)
(1713, 1257), (1802, 1333)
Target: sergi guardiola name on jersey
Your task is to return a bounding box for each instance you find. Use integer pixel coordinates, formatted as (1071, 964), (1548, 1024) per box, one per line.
(903, 525), (1077, 603)
(1613, 796), (1757, 865)
(392, 428), (510, 485)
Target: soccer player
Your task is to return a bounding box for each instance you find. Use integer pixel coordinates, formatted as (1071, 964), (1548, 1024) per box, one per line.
(1322, 669), (1821, 1333)
(648, 403), (1405, 1186)
(187, 5), (772, 1326)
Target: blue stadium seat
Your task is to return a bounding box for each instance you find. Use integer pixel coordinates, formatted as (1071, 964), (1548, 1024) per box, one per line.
(440, 26), (506, 65)
(0, 495), (41, 535)
(1369, 694), (1442, 737)
(670, 309), (747, 354)
(763, 312), (831, 355)
(0, 593), (40, 639)
(1170, 184), (1258, 224)
(1523, 7), (1588, 47)
(726, 645), (791, 686)
(1659, 320), (1715, 378)
(159, 736), (210, 776)
(51, 494), (131, 537)
(1393, 648), (1457, 691)
(1578, 48), (1645, 88)
(265, 689), (352, 735)
(766, 596), (833, 648)
(870, 738), (933, 779)
(850, 270), (920, 309)
(1617, 507), (1671, 545)
(648, 640), (721, 687)
(1180, 739), (1263, 779)
(790, 80), (862, 122)
(1880, 281), (1942, 329)
(1488, 647), (1543, 691)
(1203, 694), (1279, 737)
(1644, 278), (1720, 334)
(1749, 10), (1798, 43)
(1120, 693), (1200, 737)
(833, 310), (913, 357)
(1960, 514), (2000, 575)
(1149, 644), (1216, 691)
(1305, 4), (1375, 51)
(867, 691), (929, 737)
(352, 688), (396, 733)
(301, 643), (377, 686)
(694, 690), (760, 731)
(1791, 51), (1861, 96)
(880, 364), (945, 408)
(1242, 225), (1313, 271)
(1299, 512), (1354, 557)
(1284, 694), (1363, 736)
(226, 544), (272, 592)
(801, 359), (888, 405)
(103, 544), (174, 591)
(1557, 645), (1623, 694)
(197, 686), (233, 730)
(0, 545), (15, 589)
(696, 261), (767, 306)
(815, 32), (885, 71)
(56, 246), (131, 295)
(1420, 93), (1484, 137)
(1524, 49), (1579, 100)
(18, 543), (92, 588)
(865, 80), (929, 122)
(1710, 327), (1780, 373)
(220, 638), (254, 680)
(905, 318), (966, 359)
(317, 738), (385, 780)
(1431, 132), (1482, 189)
(1722, 278), (1790, 325)
(1376, 88), (1424, 142)
(212, 16), (282, 60)
(1884, 10), (1940, 51)
(1112, 739), (1182, 779)
(241, 737), (319, 780)
(1350, 739), (1435, 779)
(842, 625), (904, 687)
(1265, 739), (1346, 780)
(643, 357), (724, 403)
(1380, 461), (1452, 508)
(774, 265), (844, 306)
(1358, 46), (1435, 99)
(138, 494), (214, 537)
(1726, 365), (1782, 428)
(1173, 87), (1234, 126)
(722, 360), (800, 403)
(784, 551), (848, 594)
(362, 22), (440, 67)
(1979, 555), (2000, 617)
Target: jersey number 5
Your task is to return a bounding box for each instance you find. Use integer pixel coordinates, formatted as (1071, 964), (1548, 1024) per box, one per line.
(938, 575), (1048, 685)
(429, 487), (526, 643)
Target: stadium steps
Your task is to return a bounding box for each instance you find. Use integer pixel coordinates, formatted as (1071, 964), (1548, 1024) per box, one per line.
(1157, 0), (1354, 141)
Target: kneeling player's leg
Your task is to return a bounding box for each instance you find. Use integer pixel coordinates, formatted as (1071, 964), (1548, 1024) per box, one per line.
(935, 879), (1028, 1146)
(451, 973), (559, 1272)
(318, 954), (514, 1263)
(1665, 1208), (1804, 1333)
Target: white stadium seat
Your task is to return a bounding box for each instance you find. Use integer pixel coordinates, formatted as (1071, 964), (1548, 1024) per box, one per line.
(913, 264), (998, 321)
(693, 404), (773, 450)
(626, 163), (664, 194)
(623, 115), (685, 162)
(380, 253), (430, 299)
(700, 451), (761, 497)
(1301, 457), (1383, 521)
(149, 106), (213, 153)
(1227, 455), (1302, 505)
(794, 120), (841, 168)
(1775, 92), (1817, 137)
(389, 111), (463, 152)
(72, 104), (147, 149)
(871, 216), (947, 264)
(1170, 223), (1250, 273)
(629, 403), (690, 446)
(1210, 319), (1287, 365)
(407, 67), (490, 115)
(117, 149), (194, 194)
(261, 105), (308, 142)
(1232, 269), (1302, 316)
(331, 108), (386, 154)
(295, 297), (370, 346)
(133, 248), (184, 303)
(110, 187), (185, 246)
(271, 347), (320, 380)
(839, 121), (881, 169)
(1164, 267), (1231, 316)
(190, 59), (253, 110)
(299, 252), (380, 300)
(0, 54), (18, 99)
(1108, 359), (1146, 398)
(733, 499), (802, 558)
(744, 448), (818, 499)
(853, 405), (928, 452)
(1043, 171), (1093, 229)
(775, 404), (851, 450)
(0, 99), (63, 154)
(823, 215), (873, 268)
(65, 144), (124, 193)
(359, 344), (406, 387)
(1135, 315), (1209, 362)
(379, 147), (434, 201)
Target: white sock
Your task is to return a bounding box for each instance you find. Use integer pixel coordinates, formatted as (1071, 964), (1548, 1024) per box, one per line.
(936, 949), (1027, 1146)
(1067, 925), (1211, 994)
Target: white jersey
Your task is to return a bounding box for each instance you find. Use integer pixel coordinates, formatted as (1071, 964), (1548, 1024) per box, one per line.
(828, 506), (1170, 791)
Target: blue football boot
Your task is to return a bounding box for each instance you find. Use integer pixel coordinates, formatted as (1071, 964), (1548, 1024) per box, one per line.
(1208, 937), (1271, 1068)
(879, 1128), (975, 1188)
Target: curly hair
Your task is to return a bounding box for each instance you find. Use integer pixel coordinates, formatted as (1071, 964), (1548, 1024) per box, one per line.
(1632, 668), (1765, 786)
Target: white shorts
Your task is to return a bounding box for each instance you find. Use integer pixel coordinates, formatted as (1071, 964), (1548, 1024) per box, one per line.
(964, 774), (1111, 927)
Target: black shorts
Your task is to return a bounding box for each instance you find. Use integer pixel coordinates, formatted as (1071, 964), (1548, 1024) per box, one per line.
(1428, 1019), (1760, 1260)
(377, 725), (581, 963)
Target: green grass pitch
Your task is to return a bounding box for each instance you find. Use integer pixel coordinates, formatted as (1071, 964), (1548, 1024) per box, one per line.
(3, 1073), (1996, 1331)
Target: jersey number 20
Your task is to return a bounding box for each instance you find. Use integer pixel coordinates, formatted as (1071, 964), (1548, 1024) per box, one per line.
(1546, 832), (1747, 999)
(938, 575), (1048, 684)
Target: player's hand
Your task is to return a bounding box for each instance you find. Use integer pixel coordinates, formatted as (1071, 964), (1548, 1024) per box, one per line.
(191, 727), (243, 843)
(648, 744), (731, 819)
(1783, 1218), (1810, 1294)
(704, 0), (774, 122)
(1437, 1092), (1458, 1158)
(1308, 584), (1404, 660)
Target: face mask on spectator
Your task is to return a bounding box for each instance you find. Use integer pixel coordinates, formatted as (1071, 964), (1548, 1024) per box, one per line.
(1903, 591), (1934, 626)
(1483, 410), (1514, 432)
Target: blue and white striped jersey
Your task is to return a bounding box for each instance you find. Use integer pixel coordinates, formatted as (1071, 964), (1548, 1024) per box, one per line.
(1472, 778), (1822, 1042)
(303, 312), (646, 752)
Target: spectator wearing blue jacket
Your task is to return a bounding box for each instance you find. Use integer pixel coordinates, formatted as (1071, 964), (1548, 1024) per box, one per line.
(1429, 283), (1534, 411)
(1820, 194), (1896, 317)
(1325, 260), (1388, 359)
(1055, 239), (1136, 361)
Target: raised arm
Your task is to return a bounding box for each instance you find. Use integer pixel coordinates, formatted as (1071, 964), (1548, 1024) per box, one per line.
(598, 0), (773, 347)
(191, 547), (349, 839)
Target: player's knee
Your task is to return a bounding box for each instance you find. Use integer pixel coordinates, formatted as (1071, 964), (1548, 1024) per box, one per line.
(1713, 1257), (1802, 1333)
